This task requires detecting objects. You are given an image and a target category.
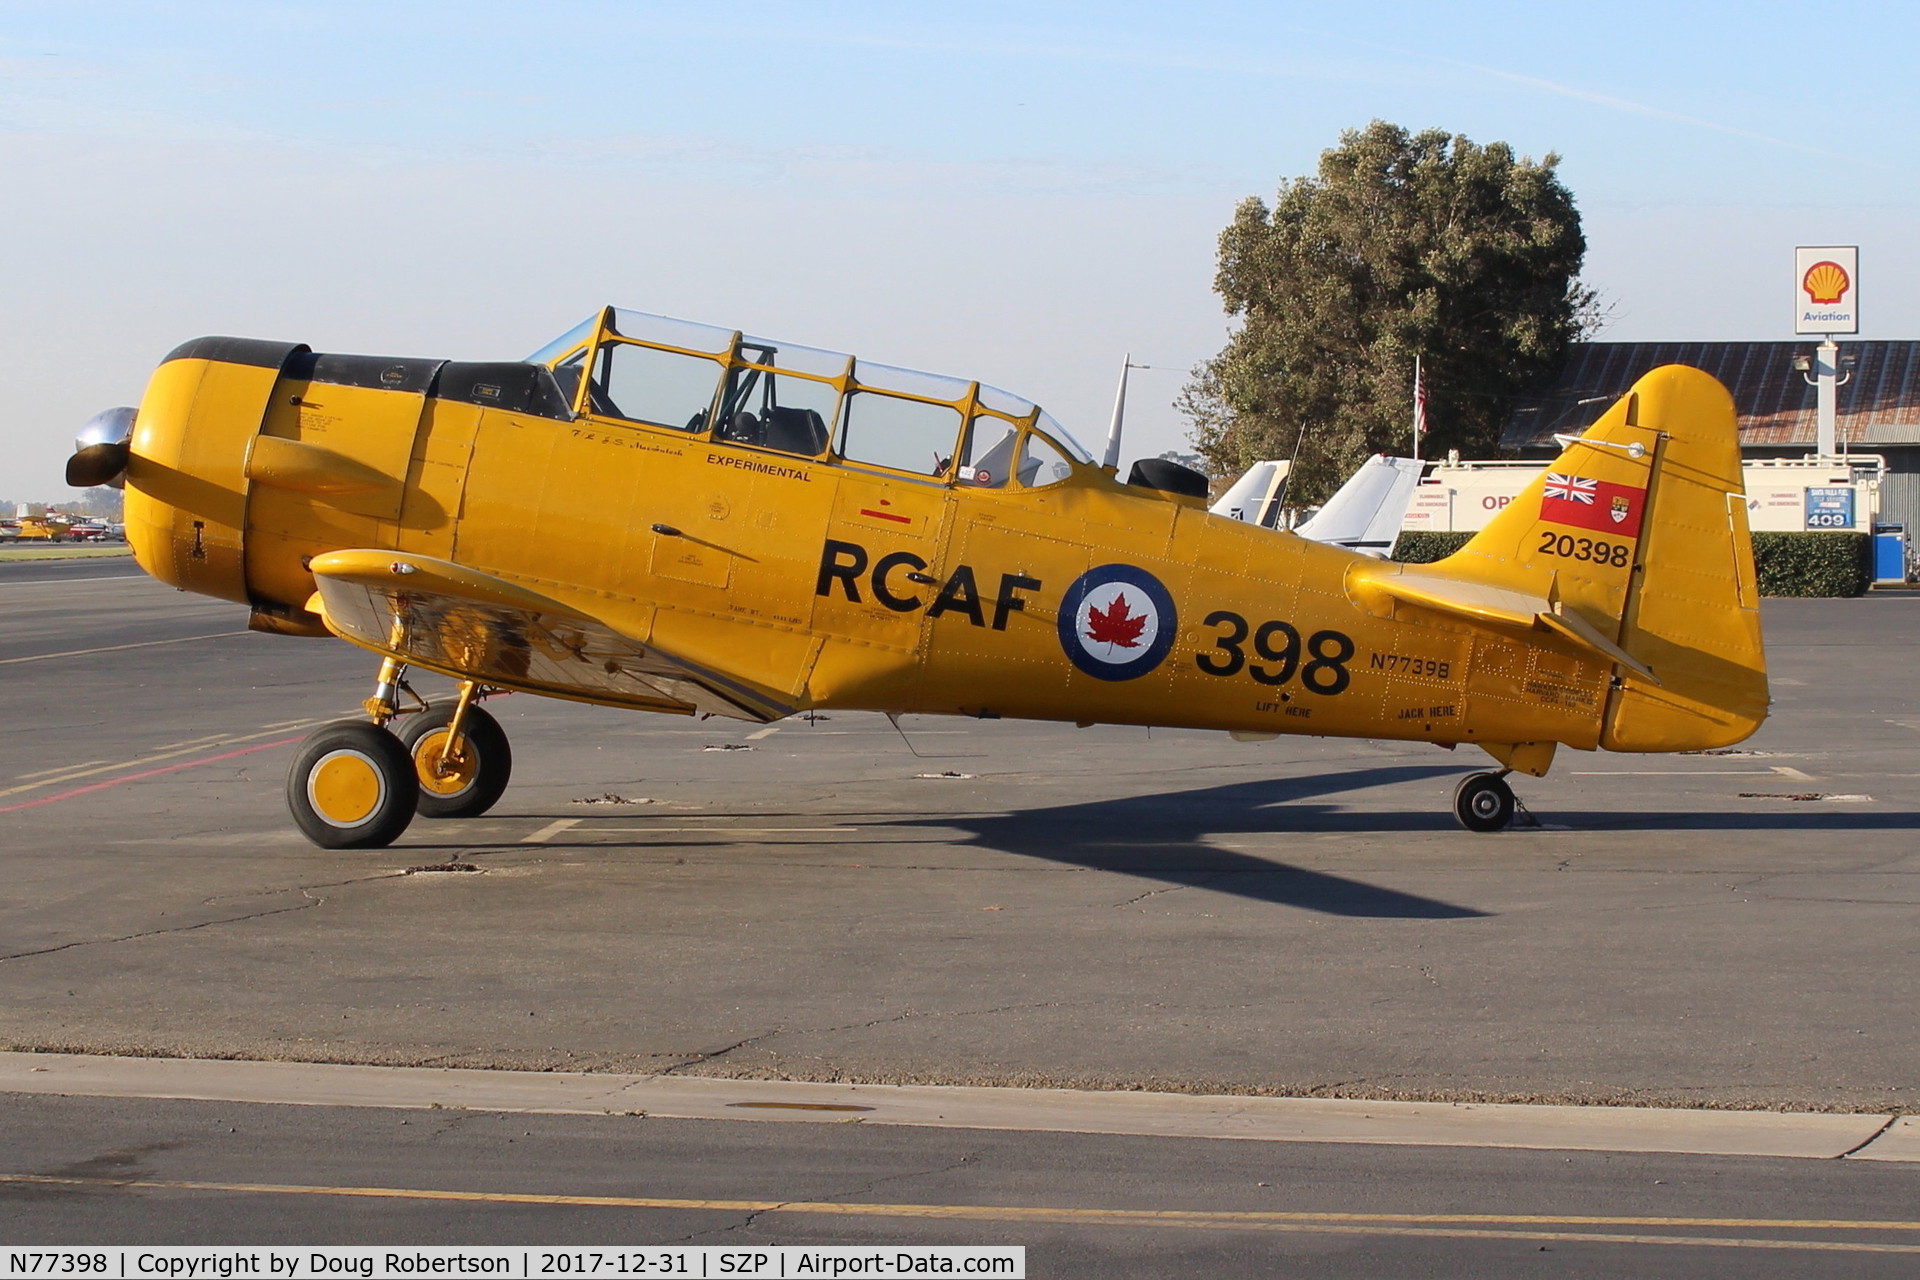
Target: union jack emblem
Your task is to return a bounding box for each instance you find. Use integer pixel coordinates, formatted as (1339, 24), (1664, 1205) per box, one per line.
(1543, 473), (1597, 504)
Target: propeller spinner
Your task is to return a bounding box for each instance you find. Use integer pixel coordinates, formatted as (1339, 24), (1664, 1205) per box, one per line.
(67, 406), (136, 488)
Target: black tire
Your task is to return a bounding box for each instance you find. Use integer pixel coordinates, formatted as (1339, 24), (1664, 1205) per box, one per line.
(1453, 772), (1516, 833)
(397, 702), (512, 819)
(286, 720), (417, 849)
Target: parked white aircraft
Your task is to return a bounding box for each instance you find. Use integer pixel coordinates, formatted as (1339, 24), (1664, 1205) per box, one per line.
(1211, 454), (1425, 556)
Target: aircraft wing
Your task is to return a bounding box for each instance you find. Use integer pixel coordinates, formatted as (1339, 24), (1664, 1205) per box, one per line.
(305, 550), (793, 722)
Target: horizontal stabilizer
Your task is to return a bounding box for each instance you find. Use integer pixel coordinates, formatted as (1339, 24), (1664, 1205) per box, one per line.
(1347, 560), (1658, 683)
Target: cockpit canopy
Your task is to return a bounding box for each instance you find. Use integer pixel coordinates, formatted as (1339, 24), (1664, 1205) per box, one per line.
(526, 308), (1093, 491)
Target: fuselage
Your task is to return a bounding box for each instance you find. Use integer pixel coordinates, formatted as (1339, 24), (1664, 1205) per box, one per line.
(122, 327), (1614, 758)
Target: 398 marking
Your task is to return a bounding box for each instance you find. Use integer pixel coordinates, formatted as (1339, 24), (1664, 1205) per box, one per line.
(1538, 531), (1629, 567)
(1196, 611), (1353, 694)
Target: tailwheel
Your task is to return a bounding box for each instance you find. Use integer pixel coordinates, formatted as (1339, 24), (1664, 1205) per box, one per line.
(287, 720), (418, 849)
(398, 699), (512, 819)
(1452, 771), (1516, 833)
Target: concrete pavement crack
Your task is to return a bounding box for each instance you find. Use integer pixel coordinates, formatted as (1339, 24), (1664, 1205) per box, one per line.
(1839, 1115), (1900, 1158)
(1111, 874), (1227, 908)
(821, 1146), (987, 1202)
(806, 1000), (1082, 1037)
(656, 1029), (784, 1075)
(662, 1148), (990, 1245)
(0, 882), (374, 963)
(656, 1000), (1098, 1077)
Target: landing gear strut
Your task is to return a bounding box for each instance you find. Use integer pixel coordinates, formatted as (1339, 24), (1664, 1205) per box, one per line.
(285, 659), (511, 848)
(1452, 771), (1516, 833)
(398, 688), (513, 820)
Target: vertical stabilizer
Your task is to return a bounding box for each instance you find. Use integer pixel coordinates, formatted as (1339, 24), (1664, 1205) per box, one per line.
(1436, 365), (1767, 750)
(1210, 460), (1289, 528)
(1295, 454), (1424, 555)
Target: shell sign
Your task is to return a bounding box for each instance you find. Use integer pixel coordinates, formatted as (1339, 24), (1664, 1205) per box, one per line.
(1795, 246), (1859, 334)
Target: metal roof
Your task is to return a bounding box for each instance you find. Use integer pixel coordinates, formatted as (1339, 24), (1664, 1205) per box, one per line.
(1500, 341), (1920, 450)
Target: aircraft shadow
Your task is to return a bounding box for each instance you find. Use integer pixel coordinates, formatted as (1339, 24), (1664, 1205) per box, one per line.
(878, 765), (1488, 919)
(1537, 808), (1920, 832)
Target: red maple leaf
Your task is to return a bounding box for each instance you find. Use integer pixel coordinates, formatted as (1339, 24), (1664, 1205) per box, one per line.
(1084, 593), (1149, 648)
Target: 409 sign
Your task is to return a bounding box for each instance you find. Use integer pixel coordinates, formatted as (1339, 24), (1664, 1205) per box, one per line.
(1195, 611), (1354, 694)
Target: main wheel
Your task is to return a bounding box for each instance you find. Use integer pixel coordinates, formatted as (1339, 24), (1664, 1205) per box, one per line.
(1453, 772), (1516, 833)
(398, 703), (512, 819)
(287, 720), (418, 849)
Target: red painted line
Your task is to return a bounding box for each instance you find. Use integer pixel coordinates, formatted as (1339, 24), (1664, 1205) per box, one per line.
(858, 508), (913, 524)
(0, 735), (306, 815)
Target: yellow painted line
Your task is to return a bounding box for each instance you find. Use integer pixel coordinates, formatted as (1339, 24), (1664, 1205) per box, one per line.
(14, 760), (109, 780)
(745, 725), (782, 740)
(0, 574), (145, 585)
(521, 818), (581, 844)
(1773, 766), (1818, 781)
(2, 1175), (1918, 1253)
(0, 720), (329, 801)
(0, 630), (250, 666)
(151, 735), (234, 752)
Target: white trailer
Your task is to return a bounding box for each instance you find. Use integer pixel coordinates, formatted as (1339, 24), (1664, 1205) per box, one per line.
(1401, 453), (1884, 534)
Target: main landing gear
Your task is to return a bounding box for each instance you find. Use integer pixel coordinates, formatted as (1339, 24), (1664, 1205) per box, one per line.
(286, 659), (513, 849)
(1452, 771), (1517, 833)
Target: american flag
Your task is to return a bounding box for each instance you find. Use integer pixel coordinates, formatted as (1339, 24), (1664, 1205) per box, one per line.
(1544, 473), (1597, 504)
(1413, 359), (1428, 438)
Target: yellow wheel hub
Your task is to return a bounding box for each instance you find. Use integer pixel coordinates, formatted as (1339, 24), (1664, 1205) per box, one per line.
(414, 729), (479, 797)
(307, 750), (384, 827)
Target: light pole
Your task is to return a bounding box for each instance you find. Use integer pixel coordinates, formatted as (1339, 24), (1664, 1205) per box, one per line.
(1792, 345), (1853, 457)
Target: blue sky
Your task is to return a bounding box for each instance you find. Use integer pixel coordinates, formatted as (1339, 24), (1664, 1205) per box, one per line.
(4, 0), (1916, 494)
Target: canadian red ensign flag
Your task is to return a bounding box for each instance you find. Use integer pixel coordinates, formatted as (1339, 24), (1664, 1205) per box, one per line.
(1540, 473), (1646, 538)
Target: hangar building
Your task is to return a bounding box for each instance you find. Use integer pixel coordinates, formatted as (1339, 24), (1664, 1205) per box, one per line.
(1501, 341), (1920, 535)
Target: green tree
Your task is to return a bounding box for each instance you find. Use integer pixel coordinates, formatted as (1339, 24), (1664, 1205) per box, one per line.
(1181, 120), (1596, 502)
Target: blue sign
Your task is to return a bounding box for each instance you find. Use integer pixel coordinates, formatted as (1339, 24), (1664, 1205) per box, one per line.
(1805, 487), (1855, 530)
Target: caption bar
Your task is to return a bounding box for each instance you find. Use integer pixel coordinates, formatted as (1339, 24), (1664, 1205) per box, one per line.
(2, 1250), (1024, 1280)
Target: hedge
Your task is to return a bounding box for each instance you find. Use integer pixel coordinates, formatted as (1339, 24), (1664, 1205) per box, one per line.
(1749, 531), (1871, 597)
(1389, 531), (1474, 564)
(1388, 529), (1871, 597)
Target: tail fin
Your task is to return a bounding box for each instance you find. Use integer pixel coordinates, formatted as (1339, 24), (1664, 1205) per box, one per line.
(1210, 460), (1289, 528)
(1348, 365), (1767, 753)
(1295, 454), (1424, 556)
(1441, 365), (1767, 750)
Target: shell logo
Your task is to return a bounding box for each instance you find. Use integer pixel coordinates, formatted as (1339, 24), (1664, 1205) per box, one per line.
(1803, 260), (1851, 306)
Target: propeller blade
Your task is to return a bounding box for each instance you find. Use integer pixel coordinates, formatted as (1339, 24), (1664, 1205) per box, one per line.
(67, 440), (130, 488)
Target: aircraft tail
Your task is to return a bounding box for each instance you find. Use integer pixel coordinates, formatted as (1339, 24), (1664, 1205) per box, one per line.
(1443, 364), (1758, 752)
(1210, 460), (1289, 528)
(1429, 364), (1767, 751)
(1295, 454), (1424, 556)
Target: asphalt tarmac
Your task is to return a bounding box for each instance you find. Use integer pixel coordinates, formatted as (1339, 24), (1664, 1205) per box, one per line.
(1, 558), (1917, 1112)
(7, 1088), (1920, 1277)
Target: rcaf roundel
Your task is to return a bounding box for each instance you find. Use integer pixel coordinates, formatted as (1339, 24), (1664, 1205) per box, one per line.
(1057, 564), (1177, 681)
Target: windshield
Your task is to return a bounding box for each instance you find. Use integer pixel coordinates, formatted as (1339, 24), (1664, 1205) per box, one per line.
(524, 316), (598, 366)
(1032, 409), (1094, 464)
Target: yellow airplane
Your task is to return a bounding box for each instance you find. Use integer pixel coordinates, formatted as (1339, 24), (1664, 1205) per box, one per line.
(6, 514), (75, 541)
(67, 307), (1767, 847)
